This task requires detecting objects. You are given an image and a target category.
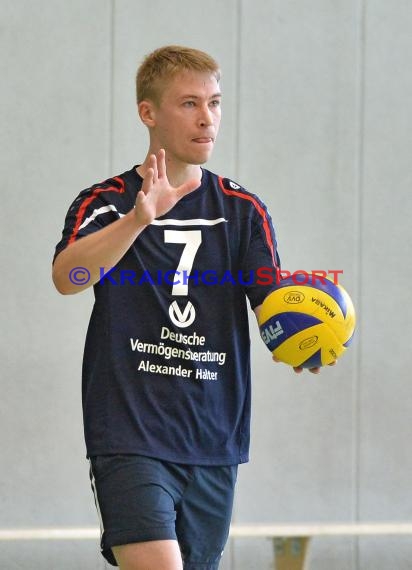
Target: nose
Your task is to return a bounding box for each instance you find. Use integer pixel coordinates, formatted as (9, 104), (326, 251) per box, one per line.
(198, 105), (213, 128)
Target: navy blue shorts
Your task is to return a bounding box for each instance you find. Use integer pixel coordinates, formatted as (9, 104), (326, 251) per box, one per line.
(89, 454), (238, 569)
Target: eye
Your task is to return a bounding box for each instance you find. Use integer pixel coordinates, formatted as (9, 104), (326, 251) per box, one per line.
(183, 100), (196, 108)
(209, 99), (221, 108)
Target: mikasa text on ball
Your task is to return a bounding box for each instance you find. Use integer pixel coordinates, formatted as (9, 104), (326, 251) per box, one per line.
(258, 275), (356, 368)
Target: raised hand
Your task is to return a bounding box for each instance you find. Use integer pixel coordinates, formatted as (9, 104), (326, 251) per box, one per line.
(134, 149), (199, 225)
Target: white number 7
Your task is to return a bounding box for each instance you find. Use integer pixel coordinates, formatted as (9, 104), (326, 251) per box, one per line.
(164, 230), (202, 296)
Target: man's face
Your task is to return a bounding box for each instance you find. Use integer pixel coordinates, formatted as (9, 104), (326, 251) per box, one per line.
(150, 70), (221, 166)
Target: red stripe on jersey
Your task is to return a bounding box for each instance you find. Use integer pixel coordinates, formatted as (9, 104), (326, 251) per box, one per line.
(218, 176), (277, 267)
(68, 176), (126, 245)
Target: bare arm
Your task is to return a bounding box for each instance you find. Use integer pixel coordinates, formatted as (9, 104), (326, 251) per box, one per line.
(52, 150), (198, 295)
(52, 211), (147, 294)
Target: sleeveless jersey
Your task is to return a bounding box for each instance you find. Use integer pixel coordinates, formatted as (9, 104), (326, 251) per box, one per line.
(54, 166), (280, 465)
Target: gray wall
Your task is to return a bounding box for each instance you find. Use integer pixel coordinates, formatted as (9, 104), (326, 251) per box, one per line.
(1, 1), (411, 568)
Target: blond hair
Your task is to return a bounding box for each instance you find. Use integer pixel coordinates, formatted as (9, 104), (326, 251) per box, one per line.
(136, 45), (220, 105)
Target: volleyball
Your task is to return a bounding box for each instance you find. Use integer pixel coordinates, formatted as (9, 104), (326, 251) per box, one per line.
(258, 275), (356, 368)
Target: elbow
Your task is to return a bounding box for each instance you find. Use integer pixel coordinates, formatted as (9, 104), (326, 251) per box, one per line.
(53, 283), (73, 296)
(52, 262), (78, 295)
(52, 270), (73, 295)
(52, 247), (93, 294)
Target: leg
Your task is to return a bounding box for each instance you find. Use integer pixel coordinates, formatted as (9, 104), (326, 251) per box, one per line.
(89, 455), (190, 566)
(113, 539), (183, 570)
(176, 464), (238, 570)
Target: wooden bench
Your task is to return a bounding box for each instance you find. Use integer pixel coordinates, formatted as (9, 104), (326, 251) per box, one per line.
(229, 523), (412, 569)
(2, 523), (412, 569)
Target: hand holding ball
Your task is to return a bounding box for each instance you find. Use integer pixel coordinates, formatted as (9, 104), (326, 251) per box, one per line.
(258, 275), (356, 368)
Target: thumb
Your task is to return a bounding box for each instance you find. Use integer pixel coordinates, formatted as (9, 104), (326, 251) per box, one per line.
(175, 178), (199, 200)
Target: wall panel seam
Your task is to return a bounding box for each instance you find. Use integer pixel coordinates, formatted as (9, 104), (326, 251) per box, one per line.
(354, 0), (367, 568)
(109, 0), (115, 175)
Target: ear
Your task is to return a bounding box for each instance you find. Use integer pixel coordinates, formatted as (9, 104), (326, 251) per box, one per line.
(138, 100), (156, 127)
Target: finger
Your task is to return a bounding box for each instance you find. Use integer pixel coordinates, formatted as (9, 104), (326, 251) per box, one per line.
(157, 148), (166, 179)
(328, 360), (337, 367)
(150, 154), (158, 182)
(135, 190), (145, 203)
(309, 367), (321, 374)
(272, 355), (280, 363)
(293, 366), (303, 374)
(140, 167), (154, 195)
(175, 177), (199, 199)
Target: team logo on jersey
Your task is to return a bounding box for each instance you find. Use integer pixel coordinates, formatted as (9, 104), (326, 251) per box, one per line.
(169, 300), (196, 328)
(229, 181), (240, 190)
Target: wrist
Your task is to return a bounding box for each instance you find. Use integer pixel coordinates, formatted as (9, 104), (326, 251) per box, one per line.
(127, 208), (149, 232)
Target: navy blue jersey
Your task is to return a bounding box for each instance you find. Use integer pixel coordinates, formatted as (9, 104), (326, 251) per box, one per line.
(54, 166), (280, 465)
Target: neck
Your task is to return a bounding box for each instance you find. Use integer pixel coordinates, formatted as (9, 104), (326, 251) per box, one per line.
(137, 150), (202, 188)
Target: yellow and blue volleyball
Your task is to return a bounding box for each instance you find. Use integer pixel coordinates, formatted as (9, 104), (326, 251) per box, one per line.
(258, 275), (356, 368)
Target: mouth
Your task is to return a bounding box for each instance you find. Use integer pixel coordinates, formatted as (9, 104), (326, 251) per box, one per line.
(192, 137), (214, 144)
